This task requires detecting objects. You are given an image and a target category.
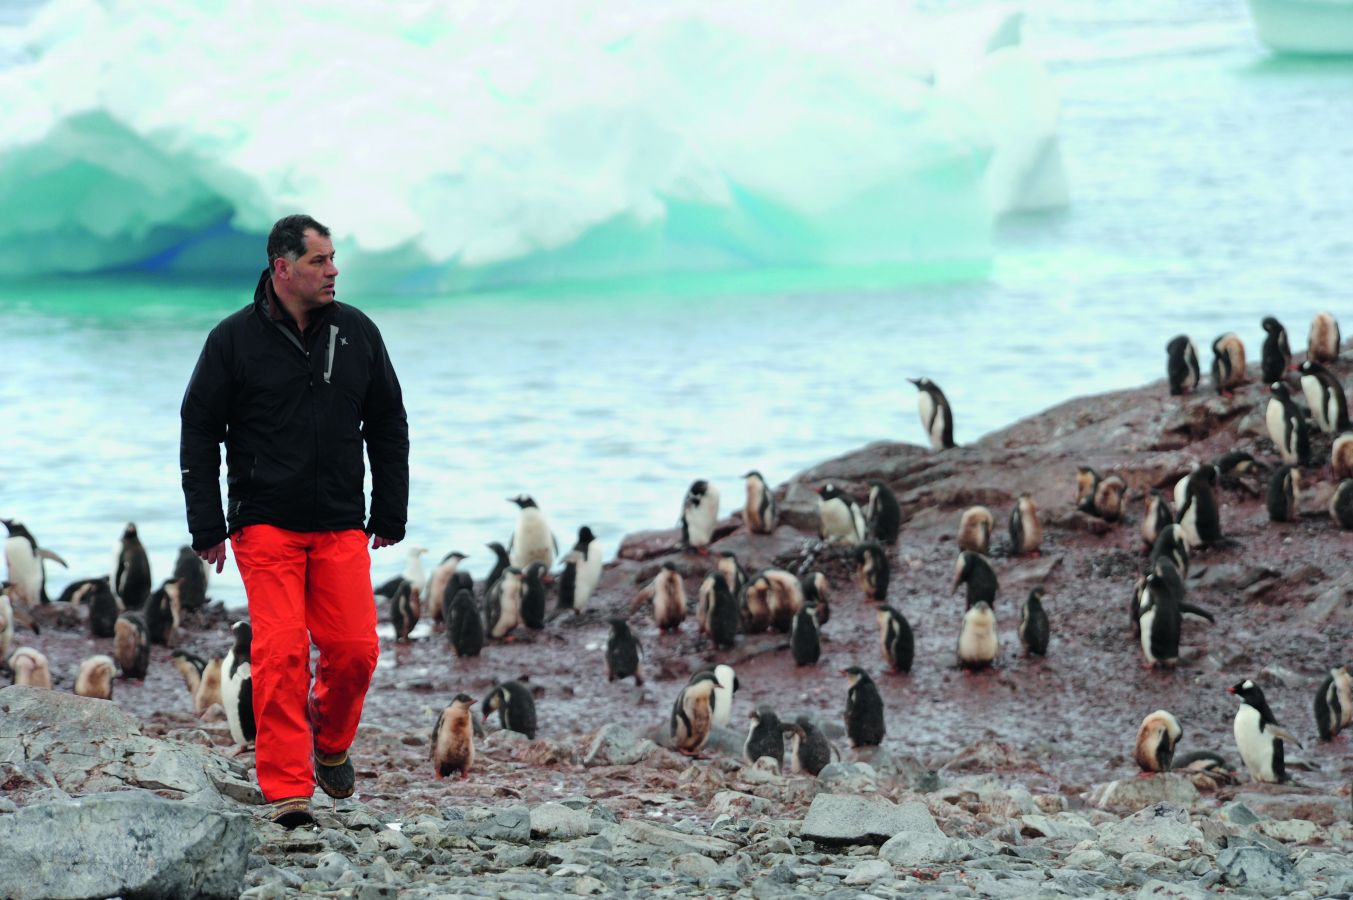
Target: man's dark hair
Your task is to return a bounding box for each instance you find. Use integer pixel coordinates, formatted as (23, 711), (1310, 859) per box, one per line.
(267, 215), (330, 267)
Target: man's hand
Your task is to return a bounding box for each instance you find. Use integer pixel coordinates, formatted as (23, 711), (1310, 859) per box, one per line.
(370, 535), (399, 550)
(196, 542), (228, 574)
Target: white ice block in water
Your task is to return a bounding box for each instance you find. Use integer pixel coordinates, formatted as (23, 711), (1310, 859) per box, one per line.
(1247, 0), (1353, 54)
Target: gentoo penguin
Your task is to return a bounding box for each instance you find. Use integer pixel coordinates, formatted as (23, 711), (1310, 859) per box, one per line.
(508, 495), (557, 570)
(172, 545), (209, 610)
(1261, 316), (1291, 385)
(953, 551), (998, 608)
(1150, 523), (1190, 578)
(632, 562), (687, 632)
(787, 716), (836, 776)
(519, 562), (547, 630)
(1210, 332), (1246, 395)
(485, 567), (524, 641)
(171, 649), (223, 716)
(83, 576), (121, 639)
(1165, 335), (1200, 396)
(446, 587), (484, 657)
(430, 694), (477, 779)
(1314, 665), (1353, 741)
(790, 604), (821, 666)
(1019, 588), (1050, 657)
(1266, 382), (1310, 467)
(1134, 710), (1182, 773)
(816, 484), (866, 543)
(604, 618), (643, 685)
(1229, 679), (1302, 784)
(842, 666), (886, 748)
(866, 480), (902, 544)
(742, 471), (777, 534)
(482, 681), (537, 739)
(1308, 311), (1341, 363)
(483, 543), (511, 598)
(670, 673), (718, 756)
(800, 571), (831, 626)
(114, 522), (151, 610)
(2, 518), (67, 606)
(958, 600), (999, 670)
(222, 621), (256, 747)
(557, 526), (601, 614)
(1332, 434), (1353, 480)
(746, 568), (805, 633)
(694, 663), (740, 729)
(1266, 465), (1300, 523)
(957, 507), (994, 555)
(744, 706), (785, 768)
(1137, 573), (1214, 668)
(144, 578), (182, 646)
(877, 605), (914, 674)
(1008, 494), (1041, 557)
(8, 646), (51, 689)
(390, 578), (420, 643)
(1172, 751), (1240, 787)
(1299, 360), (1350, 434)
(909, 377), (955, 450)
(1141, 491), (1174, 552)
(1175, 466), (1222, 549)
(1330, 480), (1353, 530)
(680, 480), (721, 552)
(717, 551), (748, 599)
(113, 612), (150, 679)
(852, 541), (890, 604)
(696, 572), (738, 649)
(425, 551), (467, 628)
(74, 655), (116, 700)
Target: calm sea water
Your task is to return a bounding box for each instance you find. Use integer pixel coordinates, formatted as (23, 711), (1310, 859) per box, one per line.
(3, 1), (1352, 608)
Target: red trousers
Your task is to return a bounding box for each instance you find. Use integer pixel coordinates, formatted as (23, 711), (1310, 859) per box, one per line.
(232, 525), (379, 801)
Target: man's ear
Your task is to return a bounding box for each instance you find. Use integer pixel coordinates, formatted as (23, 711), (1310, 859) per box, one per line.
(272, 257), (289, 280)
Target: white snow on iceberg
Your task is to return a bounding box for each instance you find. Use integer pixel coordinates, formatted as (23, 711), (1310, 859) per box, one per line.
(1247, 0), (1353, 55)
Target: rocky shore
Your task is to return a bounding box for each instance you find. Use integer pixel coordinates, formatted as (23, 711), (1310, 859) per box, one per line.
(3, 361), (1353, 898)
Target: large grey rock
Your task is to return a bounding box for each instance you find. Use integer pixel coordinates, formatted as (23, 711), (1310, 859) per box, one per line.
(467, 805), (531, 843)
(817, 762), (878, 794)
(529, 802), (592, 839)
(1089, 775), (1200, 814)
(1020, 813), (1098, 843)
(801, 794), (941, 845)
(879, 831), (969, 867)
(583, 725), (655, 767)
(1217, 845), (1301, 894)
(619, 820), (738, 859)
(1098, 804), (1210, 862)
(0, 790), (256, 900)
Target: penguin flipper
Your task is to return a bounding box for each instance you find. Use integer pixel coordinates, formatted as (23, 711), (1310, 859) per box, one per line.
(38, 548), (68, 568)
(1269, 725), (1303, 749)
(1179, 602), (1215, 623)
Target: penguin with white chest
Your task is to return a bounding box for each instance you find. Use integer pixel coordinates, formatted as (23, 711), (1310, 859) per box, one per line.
(742, 471), (777, 534)
(508, 495), (557, 570)
(1165, 336), (1200, 396)
(557, 526), (602, 614)
(694, 663), (739, 729)
(1174, 466), (1222, 549)
(484, 567), (524, 641)
(632, 562), (687, 632)
(1267, 382), (1310, 467)
(1266, 465), (1300, 523)
(1261, 316), (1291, 385)
(1134, 710), (1182, 773)
(909, 377), (955, 450)
(1229, 679), (1302, 783)
(1314, 665), (1353, 741)
(114, 522), (152, 610)
(816, 484), (866, 543)
(2, 518), (67, 606)
(1136, 574), (1214, 668)
(680, 480), (721, 553)
(222, 621), (256, 748)
(1298, 360), (1350, 434)
(866, 480), (902, 544)
(1008, 494), (1041, 557)
(431, 694), (477, 780)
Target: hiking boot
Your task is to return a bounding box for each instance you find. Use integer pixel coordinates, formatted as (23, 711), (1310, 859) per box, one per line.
(268, 797), (315, 829)
(314, 748), (355, 799)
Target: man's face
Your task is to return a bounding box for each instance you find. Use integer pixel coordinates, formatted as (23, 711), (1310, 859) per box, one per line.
(275, 229), (338, 308)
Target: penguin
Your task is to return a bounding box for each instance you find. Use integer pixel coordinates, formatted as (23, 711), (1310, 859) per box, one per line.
(742, 471), (778, 535)
(852, 541), (890, 604)
(143, 578), (182, 646)
(8, 646), (51, 689)
(484, 567), (524, 641)
(957, 601), (999, 670)
(717, 551), (748, 599)
(877, 605), (913, 674)
(800, 571), (831, 626)
(670, 673), (718, 756)
(680, 480), (721, 552)
(694, 663), (740, 729)
(172, 545), (210, 610)
(953, 551), (998, 608)
(171, 649), (223, 716)
(2, 518), (67, 606)
(1331, 480), (1353, 530)
(483, 542), (512, 597)
(446, 587), (485, 657)
(696, 572), (739, 649)
(0, 586), (33, 664)
(604, 618), (644, 686)
(74, 655), (116, 700)
(790, 604), (821, 666)
(1008, 494), (1041, 557)
(1261, 316), (1291, 385)
(866, 480), (902, 544)
(1075, 467), (1126, 521)
(744, 707), (785, 768)
(1229, 679), (1302, 783)
(816, 484), (866, 543)
(390, 578), (420, 643)
(957, 507), (994, 555)
(1165, 335), (1200, 396)
(482, 681), (537, 739)
(1333, 434), (1353, 480)
(1266, 382), (1310, 467)
(556, 526), (601, 614)
(431, 694), (477, 779)
(425, 551), (468, 628)
(909, 377), (955, 450)
(1150, 523), (1190, 579)
(1074, 466), (1099, 511)
(1137, 573), (1214, 668)
(786, 716), (836, 776)
(1134, 710), (1182, 773)
(632, 562), (687, 632)
(1266, 464), (1300, 523)
(1298, 360), (1350, 434)
(1214, 450), (1263, 496)
(1141, 491), (1174, 552)
(1210, 332), (1247, 395)
(739, 572), (772, 635)
(1308, 311), (1341, 364)
(1175, 466), (1222, 549)
(507, 495), (557, 570)
(1314, 665), (1353, 741)
(83, 576), (122, 639)
(222, 621), (256, 747)
(1019, 588), (1050, 657)
(113, 611), (150, 679)
(1171, 751), (1240, 787)
(749, 569), (805, 633)
(114, 522), (151, 610)
(519, 562), (547, 630)
(842, 666), (886, 748)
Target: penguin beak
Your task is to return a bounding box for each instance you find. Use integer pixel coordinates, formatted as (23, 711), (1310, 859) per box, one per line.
(1225, 686), (1236, 694)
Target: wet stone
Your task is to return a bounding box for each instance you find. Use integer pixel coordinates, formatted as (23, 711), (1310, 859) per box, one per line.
(1216, 845), (1301, 894)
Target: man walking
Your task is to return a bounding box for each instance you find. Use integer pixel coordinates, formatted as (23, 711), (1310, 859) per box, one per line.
(180, 214), (409, 827)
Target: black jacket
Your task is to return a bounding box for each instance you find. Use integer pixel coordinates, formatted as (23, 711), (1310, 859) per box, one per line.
(180, 269), (409, 550)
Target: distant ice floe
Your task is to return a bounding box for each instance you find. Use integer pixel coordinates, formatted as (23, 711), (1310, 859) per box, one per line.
(1247, 0), (1353, 55)
(0, 0), (1066, 291)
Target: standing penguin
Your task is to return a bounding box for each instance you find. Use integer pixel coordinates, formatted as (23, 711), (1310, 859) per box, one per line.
(1136, 573), (1214, 668)
(2, 518), (67, 606)
(1175, 466), (1222, 549)
(1314, 665), (1353, 741)
(1141, 491), (1174, 552)
(1298, 360), (1350, 434)
(953, 551), (998, 608)
(1165, 335), (1201, 396)
(957, 507), (994, 555)
(717, 551), (748, 599)
(695, 663), (740, 729)
(786, 716), (836, 776)
(74, 655), (116, 700)
(696, 572), (739, 649)
(113, 612), (150, 679)
(842, 666), (886, 748)
(958, 600), (999, 670)
(8, 646), (52, 689)
(852, 541), (890, 604)
(866, 480), (902, 544)
(171, 649), (222, 717)
(742, 471), (778, 534)
(1266, 465), (1301, 523)
(143, 578), (183, 646)
(1008, 494), (1041, 557)
(0, 586), (38, 664)
(83, 576), (121, 639)
(604, 618), (644, 686)
(909, 377), (955, 450)
(1308, 311), (1341, 363)
(670, 674), (718, 756)
(816, 484), (866, 543)
(1150, 524), (1190, 578)
(446, 587), (485, 658)
(1332, 435), (1353, 480)
(482, 681), (537, 739)
(1261, 316), (1291, 385)
(114, 523), (151, 610)
(877, 605), (913, 674)
(754, 569), (805, 633)
(800, 572), (831, 626)
(790, 604), (821, 667)
(1211, 333), (1247, 395)
(390, 579), (420, 643)
(680, 480), (721, 552)
(1330, 480), (1353, 530)
(425, 551), (468, 629)
(484, 567), (524, 641)
(483, 543), (511, 598)
(508, 496), (557, 570)
(744, 706), (785, 768)
(1267, 382), (1311, 467)
(519, 562), (547, 630)
(1229, 679), (1302, 784)
(172, 545), (210, 610)
(1019, 588), (1050, 657)
(632, 562), (687, 632)
(1134, 709), (1182, 773)
(557, 526), (602, 614)
(222, 621), (256, 748)
(431, 694), (477, 779)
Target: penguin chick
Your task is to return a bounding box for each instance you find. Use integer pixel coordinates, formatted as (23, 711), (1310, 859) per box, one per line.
(800, 571), (831, 626)
(173, 544), (209, 610)
(1330, 480), (1353, 530)
(8, 646), (51, 689)
(790, 604), (821, 667)
(425, 550), (468, 629)
(483, 543), (511, 598)
(171, 649), (223, 716)
(696, 572), (739, 649)
(816, 484), (866, 543)
(483, 681), (537, 739)
(1332, 434), (1353, 481)
(484, 567), (524, 641)
(557, 527), (602, 614)
(1298, 360), (1350, 434)
(1229, 679), (1302, 784)
(670, 676), (717, 757)
(1314, 665), (1353, 741)
(604, 618), (643, 686)
(681, 480), (721, 552)
(1211, 332), (1247, 395)
(877, 606), (913, 674)
(742, 470), (778, 534)
(631, 562), (687, 632)
(1266, 464), (1300, 523)
(431, 694), (477, 780)
(1134, 709), (1182, 773)
(957, 507), (994, 555)
(1019, 588), (1050, 657)
(958, 601), (999, 670)
(692, 663), (740, 729)
(390, 579), (420, 643)
(717, 551), (748, 599)
(866, 480), (902, 544)
(953, 551), (998, 609)
(1172, 750), (1240, 787)
(84, 577), (121, 639)
(1165, 335), (1200, 396)
(1308, 311), (1341, 364)
(744, 706), (785, 769)
(748, 569), (804, 633)
(842, 666), (886, 748)
(1261, 316), (1291, 385)
(114, 522), (151, 611)
(786, 716), (835, 776)
(1141, 491), (1174, 552)
(144, 578), (182, 647)
(519, 562), (547, 630)
(508, 495), (557, 570)
(852, 541), (890, 604)
(222, 621), (256, 747)
(446, 587), (485, 658)
(1076, 467), (1126, 521)
(1266, 382), (1310, 467)
(113, 612), (149, 679)
(74, 654), (116, 700)
(1008, 494), (1041, 556)
(909, 377), (956, 450)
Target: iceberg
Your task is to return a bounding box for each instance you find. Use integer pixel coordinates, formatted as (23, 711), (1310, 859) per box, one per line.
(0, 0), (1066, 291)
(1247, 0), (1353, 55)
